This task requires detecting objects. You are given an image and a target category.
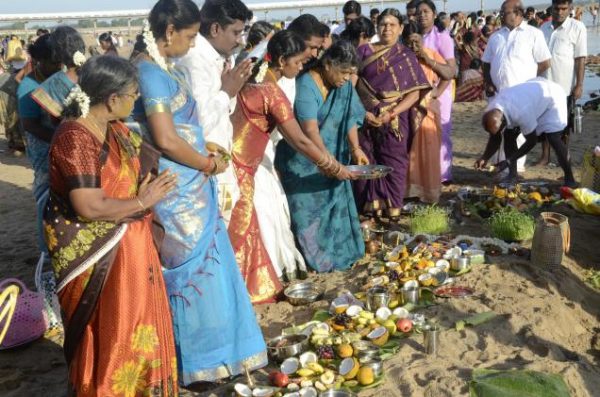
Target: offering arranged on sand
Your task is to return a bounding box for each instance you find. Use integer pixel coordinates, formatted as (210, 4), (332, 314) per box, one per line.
(459, 183), (561, 219)
(234, 232), (534, 397)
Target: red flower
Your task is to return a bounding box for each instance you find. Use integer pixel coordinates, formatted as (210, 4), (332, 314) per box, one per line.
(264, 52), (272, 62)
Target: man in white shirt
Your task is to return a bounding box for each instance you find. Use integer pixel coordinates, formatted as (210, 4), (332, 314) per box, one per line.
(537, 0), (587, 165)
(332, 0), (362, 35)
(177, 0), (254, 224)
(481, 0), (551, 175)
(478, 78), (576, 187)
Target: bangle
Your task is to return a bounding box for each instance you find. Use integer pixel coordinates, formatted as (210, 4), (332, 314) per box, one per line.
(315, 152), (328, 167)
(136, 197), (146, 211)
(351, 147), (362, 153)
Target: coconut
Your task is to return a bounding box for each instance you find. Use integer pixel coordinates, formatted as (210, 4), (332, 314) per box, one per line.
(367, 326), (389, 347)
(375, 307), (392, 321)
(339, 357), (360, 380)
(435, 259), (450, 271)
(280, 357), (300, 375)
(345, 304), (362, 318)
(392, 307), (410, 318)
(298, 387), (318, 397)
(252, 387), (275, 397)
(418, 273), (434, 287)
(234, 383), (253, 397)
(313, 322), (330, 333)
(402, 279), (419, 290)
(299, 351), (318, 368)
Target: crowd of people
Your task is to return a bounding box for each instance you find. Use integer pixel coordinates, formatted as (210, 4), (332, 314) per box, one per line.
(0, 0), (590, 394)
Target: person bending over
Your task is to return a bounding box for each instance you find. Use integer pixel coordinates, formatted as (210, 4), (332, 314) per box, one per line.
(476, 77), (576, 187)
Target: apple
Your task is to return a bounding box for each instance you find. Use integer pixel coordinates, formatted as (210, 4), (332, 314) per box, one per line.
(269, 371), (290, 387)
(396, 318), (413, 333)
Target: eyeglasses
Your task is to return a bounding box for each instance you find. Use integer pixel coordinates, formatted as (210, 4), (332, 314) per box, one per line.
(120, 91), (140, 100)
(499, 10), (517, 17)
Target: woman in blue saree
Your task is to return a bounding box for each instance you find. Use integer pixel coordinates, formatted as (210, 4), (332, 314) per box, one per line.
(130, 0), (267, 386)
(276, 40), (367, 272)
(26, 27), (83, 252)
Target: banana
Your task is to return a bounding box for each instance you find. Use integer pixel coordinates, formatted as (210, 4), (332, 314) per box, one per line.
(296, 369), (315, 377)
(307, 362), (324, 374)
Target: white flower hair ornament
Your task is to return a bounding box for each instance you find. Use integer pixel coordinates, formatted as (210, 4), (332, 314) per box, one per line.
(63, 85), (91, 118)
(143, 19), (169, 71)
(73, 51), (86, 67)
(254, 50), (273, 84)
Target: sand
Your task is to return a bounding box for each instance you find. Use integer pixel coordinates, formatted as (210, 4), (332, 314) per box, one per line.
(1, 101), (600, 397)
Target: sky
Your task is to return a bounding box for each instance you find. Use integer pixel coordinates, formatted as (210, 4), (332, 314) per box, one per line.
(1, 0), (509, 16)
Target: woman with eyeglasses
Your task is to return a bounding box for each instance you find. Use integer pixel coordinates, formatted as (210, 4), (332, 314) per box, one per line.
(45, 55), (179, 396)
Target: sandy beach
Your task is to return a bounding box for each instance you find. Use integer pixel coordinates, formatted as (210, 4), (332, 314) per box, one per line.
(1, 97), (600, 397)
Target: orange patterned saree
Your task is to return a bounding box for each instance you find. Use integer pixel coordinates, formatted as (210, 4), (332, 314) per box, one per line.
(45, 120), (178, 396)
(228, 81), (291, 304)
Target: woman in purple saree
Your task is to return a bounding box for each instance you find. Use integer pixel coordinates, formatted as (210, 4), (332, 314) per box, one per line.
(354, 8), (430, 219)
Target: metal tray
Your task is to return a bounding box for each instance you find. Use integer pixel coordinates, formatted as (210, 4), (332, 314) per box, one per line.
(347, 164), (393, 179)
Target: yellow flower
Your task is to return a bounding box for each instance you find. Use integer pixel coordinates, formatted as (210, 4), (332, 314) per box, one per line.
(111, 360), (147, 397)
(131, 324), (159, 354)
(45, 224), (58, 251)
(171, 357), (178, 384)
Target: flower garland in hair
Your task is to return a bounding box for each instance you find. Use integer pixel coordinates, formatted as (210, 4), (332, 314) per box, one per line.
(73, 51), (86, 67)
(142, 19), (169, 72)
(255, 52), (271, 83)
(63, 85), (90, 117)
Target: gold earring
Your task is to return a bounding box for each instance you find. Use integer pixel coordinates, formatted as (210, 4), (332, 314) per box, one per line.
(167, 37), (172, 46)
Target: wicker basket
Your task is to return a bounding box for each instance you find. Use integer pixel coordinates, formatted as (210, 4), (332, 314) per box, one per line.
(581, 148), (600, 192)
(531, 212), (570, 268)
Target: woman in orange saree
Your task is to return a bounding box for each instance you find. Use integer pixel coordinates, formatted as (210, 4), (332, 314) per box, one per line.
(44, 56), (178, 397)
(403, 22), (454, 203)
(229, 31), (352, 303)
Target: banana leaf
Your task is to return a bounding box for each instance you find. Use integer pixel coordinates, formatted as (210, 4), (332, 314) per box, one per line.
(455, 311), (498, 331)
(312, 310), (332, 322)
(470, 369), (571, 397)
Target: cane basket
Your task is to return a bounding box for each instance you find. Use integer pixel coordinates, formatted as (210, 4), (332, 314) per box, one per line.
(531, 212), (570, 268)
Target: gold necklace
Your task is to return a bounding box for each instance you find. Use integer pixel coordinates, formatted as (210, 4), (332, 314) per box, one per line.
(81, 114), (122, 160)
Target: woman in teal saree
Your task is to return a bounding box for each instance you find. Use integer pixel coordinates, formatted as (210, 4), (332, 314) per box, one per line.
(276, 41), (367, 272)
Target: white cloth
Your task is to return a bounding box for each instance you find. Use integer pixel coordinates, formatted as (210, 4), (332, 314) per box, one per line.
(541, 18), (587, 96)
(482, 21), (550, 172)
(177, 33), (240, 225)
(333, 23), (346, 35)
(487, 78), (568, 136)
(482, 21), (551, 91)
(253, 76), (307, 279)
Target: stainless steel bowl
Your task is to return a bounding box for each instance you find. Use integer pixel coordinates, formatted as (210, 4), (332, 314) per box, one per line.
(450, 256), (470, 271)
(366, 286), (390, 311)
(319, 390), (358, 397)
(361, 357), (384, 377)
(284, 282), (323, 306)
(266, 334), (308, 362)
(356, 348), (380, 362)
